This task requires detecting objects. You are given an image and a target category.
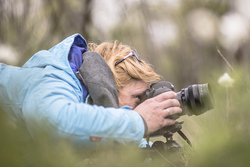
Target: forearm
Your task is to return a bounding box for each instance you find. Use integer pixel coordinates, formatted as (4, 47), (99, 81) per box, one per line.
(23, 94), (145, 146)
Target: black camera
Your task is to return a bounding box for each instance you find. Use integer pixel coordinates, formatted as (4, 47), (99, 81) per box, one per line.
(140, 81), (214, 165)
(141, 81), (214, 119)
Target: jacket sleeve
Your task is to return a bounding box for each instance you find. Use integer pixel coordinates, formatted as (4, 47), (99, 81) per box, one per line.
(22, 68), (145, 148)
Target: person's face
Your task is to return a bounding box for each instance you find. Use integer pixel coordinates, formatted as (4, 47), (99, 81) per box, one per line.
(118, 79), (150, 109)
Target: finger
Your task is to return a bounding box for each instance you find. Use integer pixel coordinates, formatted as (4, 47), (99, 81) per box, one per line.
(154, 91), (176, 102)
(163, 107), (182, 118)
(162, 118), (176, 127)
(159, 99), (180, 109)
(164, 108), (170, 117)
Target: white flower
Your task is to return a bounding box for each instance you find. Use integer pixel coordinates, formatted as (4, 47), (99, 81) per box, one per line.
(218, 73), (234, 87)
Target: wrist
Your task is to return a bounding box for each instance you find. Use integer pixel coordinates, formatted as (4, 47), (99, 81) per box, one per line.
(139, 115), (148, 137)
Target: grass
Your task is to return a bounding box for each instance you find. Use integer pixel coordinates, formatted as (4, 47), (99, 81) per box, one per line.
(1, 68), (250, 167)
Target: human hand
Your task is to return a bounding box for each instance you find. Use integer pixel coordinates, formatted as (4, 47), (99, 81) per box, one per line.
(134, 91), (182, 135)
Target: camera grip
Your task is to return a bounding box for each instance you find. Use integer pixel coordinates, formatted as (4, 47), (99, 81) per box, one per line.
(143, 81), (180, 120)
(166, 114), (180, 120)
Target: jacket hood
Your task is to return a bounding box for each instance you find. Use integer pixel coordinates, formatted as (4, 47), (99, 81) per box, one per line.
(22, 33), (87, 80)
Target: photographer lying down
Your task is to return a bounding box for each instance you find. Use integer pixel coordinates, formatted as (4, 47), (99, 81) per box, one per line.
(0, 34), (182, 148)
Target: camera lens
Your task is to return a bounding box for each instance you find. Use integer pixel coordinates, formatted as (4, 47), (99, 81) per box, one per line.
(176, 83), (214, 116)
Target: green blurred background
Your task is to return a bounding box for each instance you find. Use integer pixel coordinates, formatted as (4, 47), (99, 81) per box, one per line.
(1, 0), (250, 166)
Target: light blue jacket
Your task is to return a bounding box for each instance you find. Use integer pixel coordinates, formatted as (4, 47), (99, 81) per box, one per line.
(0, 34), (146, 148)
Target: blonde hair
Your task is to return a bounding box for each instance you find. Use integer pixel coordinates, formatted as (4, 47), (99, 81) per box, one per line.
(88, 41), (161, 92)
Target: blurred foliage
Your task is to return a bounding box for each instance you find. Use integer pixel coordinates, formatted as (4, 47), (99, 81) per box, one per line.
(1, 0), (250, 88)
(187, 68), (250, 167)
(1, 0), (250, 166)
(0, 0), (93, 66)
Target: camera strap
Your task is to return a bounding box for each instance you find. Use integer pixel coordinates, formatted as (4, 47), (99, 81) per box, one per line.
(177, 130), (192, 147)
